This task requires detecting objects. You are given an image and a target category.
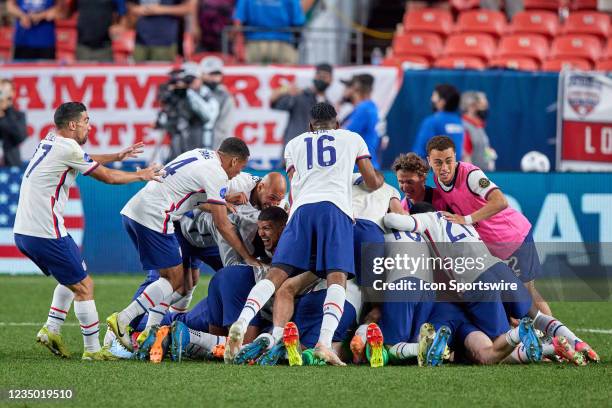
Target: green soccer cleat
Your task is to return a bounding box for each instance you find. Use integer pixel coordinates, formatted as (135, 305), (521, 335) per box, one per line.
(36, 326), (71, 358)
(106, 312), (133, 351)
(417, 323), (435, 367)
(82, 346), (119, 361)
(302, 348), (327, 366)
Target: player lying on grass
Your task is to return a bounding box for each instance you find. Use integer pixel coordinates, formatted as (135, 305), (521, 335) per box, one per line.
(14, 102), (164, 360)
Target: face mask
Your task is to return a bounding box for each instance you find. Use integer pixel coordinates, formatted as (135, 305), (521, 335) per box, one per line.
(476, 109), (488, 121)
(313, 79), (329, 93)
(204, 81), (220, 91)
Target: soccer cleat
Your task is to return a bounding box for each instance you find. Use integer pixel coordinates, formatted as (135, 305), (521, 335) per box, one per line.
(350, 334), (366, 364)
(302, 348), (327, 366)
(108, 338), (135, 359)
(149, 325), (170, 363)
(366, 323), (384, 368)
(283, 322), (303, 367)
(235, 336), (271, 365)
(417, 323), (436, 367)
(211, 343), (226, 360)
(36, 326), (71, 358)
(82, 346), (118, 361)
(225, 321), (246, 364)
(257, 343), (285, 366)
(314, 343), (346, 366)
(553, 336), (586, 366)
(106, 312), (133, 351)
(170, 321), (190, 362)
(518, 317), (542, 362)
(136, 326), (159, 360)
(426, 325), (451, 367)
(575, 341), (600, 363)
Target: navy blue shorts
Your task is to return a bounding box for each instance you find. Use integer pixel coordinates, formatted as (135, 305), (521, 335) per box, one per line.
(378, 278), (435, 344)
(207, 265), (265, 328)
(353, 219), (385, 285)
(272, 202), (355, 278)
(14, 233), (87, 286)
(122, 215), (182, 271)
(168, 298), (210, 332)
(507, 230), (542, 283)
(429, 302), (480, 351)
(173, 222), (223, 271)
(292, 290), (357, 349)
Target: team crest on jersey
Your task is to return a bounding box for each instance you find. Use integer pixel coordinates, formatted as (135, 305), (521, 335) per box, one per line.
(220, 187), (227, 199)
(479, 178), (490, 188)
(567, 75), (602, 117)
(83, 153), (93, 163)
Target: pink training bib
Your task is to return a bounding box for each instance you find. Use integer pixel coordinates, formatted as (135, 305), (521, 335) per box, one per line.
(434, 162), (531, 259)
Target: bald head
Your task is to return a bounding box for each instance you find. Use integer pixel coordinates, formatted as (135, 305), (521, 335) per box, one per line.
(254, 172), (287, 209)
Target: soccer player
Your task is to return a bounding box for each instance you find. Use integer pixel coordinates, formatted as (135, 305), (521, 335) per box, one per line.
(107, 138), (259, 352)
(391, 152), (444, 212)
(225, 171), (287, 209)
(225, 102), (384, 365)
(13, 102), (164, 360)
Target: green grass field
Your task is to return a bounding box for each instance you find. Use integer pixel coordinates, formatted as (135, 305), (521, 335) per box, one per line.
(1, 275), (611, 408)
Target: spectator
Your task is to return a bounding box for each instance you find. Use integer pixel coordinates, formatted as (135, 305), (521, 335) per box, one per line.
(412, 83), (464, 161)
(194, 0), (234, 52)
(198, 55), (234, 149)
(128, 0), (192, 62)
(342, 74), (381, 169)
(461, 91), (497, 171)
(392, 152), (444, 213)
(0, 79), (27, 167)
(271, 62), (332, 146)
(480, 0), (523, 20)
(70, 0), (128, 61)
(7, 0), (58, 60)
(233, 0), (305, 64)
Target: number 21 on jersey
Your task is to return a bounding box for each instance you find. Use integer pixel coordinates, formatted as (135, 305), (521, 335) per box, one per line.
(304, 135), (336, 169)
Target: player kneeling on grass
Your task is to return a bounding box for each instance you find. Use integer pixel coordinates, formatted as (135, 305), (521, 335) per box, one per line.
(13, 102), (164, 361)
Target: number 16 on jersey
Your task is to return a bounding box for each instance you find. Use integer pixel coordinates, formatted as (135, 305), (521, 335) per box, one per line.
(304, 135), (336, 169)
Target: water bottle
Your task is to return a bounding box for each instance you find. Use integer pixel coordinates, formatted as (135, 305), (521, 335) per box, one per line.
(371, 47), (383, 66)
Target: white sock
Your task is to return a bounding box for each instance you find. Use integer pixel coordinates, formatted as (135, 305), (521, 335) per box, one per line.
(74, 300), (101, 353)
(237, 279), (276, 326)
(188, 328), (225, 352)
(119, 278), (173, 326)
(389, 342), (419, 360)
(256, 333), (275, 350)
(318, 284), (346, 348)
(272, 326), (284, 343)
(533, 311), (582, 346)
(355, 324), (368, 344)
(45, 284), (74, 334)
(543, 343), (554, 357)
(146, 291), (182, 329)
(505, 345), (532, 364)
(170, 286), (196, 313)
(505, 326), (521, 347)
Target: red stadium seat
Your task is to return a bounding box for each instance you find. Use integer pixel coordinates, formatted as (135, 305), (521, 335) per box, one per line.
(450, 0), (480, 12)
(523, 0), (561, 10)
(112, 29), (135, 54)
(0, 27), (12, 51)
(393, 32), (444, 61)
(56, 28), (77, 53)
(382, 55), (430, 67)
(402, 8), (454, 38)
(561, 11), (610, 40)
(455, 10), (507, 38)
(510, 11), (559, 39)
(595, 59), (612, 71)
(489, 56), (540, 70)
(570, 0), (598, 10)
(602, 39), (612, 60)
(434, 56), (486, 69)
(541, 57), (593, 70)
(549, 34), (602, 63)
(497, 34), (549, 63)
(56, 15), (77, 29)
(443, 33), (497, 62)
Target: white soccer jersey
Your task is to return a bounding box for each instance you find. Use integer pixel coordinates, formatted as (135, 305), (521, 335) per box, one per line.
(14, 133), (99, 239)
(352, 173), (401, 229)
(121, 149), (228, 234)
(228, 171), (261, 199)
(284, 129), (370, 218)
(384, 231), (433, 283)
(384, 211), (500, 283)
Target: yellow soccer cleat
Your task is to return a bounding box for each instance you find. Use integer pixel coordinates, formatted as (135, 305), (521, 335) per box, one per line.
(283, 322), (303, 367)
(82, 346), (119, 361)
(106, 312), (133, 351)
(36, 326), (71, 358)
(417, 323), (435, 367)
(366, 323), (384, 368)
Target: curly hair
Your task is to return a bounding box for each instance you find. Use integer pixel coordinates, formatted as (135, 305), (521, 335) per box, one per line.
(391, 153), (429, 177)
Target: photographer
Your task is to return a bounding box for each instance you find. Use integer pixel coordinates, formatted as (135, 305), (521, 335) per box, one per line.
(155, 63), (219, 162)
(0, 79), (27, 167)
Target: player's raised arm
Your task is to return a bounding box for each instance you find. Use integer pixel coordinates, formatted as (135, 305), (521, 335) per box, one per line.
(88, 162), (165, 184)
(356, 155), (384, 191)
(383, 213), (418, 233)
(89, 142), (145, 165)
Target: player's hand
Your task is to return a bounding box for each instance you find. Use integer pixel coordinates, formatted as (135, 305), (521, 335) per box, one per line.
(137, 162), (166, 182)
(225, 202), (237, 214)
(225, 192), (249, 205)
(117, 142), (145, 161)
(245, 256), (262, 269)
(442, 212), (466, 224)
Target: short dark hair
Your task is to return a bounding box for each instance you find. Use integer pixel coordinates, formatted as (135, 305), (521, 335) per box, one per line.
(426, 135), (456, 155)
(434, 84), (460, 112)
(392, 153), (429, 177)
(315, 63), (333, 74)
(218, 137), (250, 160)
(410, 201), (436, 214)
(54, 102), (87, 129)
(310, 102), (337, 128)
(355, 74), (374, 94)
(258, 206), (288, 226)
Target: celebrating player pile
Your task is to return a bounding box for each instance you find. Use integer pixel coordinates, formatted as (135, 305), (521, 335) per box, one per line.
(15, 102), (600, 367)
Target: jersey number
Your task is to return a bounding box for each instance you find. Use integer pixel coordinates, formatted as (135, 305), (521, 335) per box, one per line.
(162, 157), (198, 178)
(304, 135), (336, 169)
(26, 144), (52, 178)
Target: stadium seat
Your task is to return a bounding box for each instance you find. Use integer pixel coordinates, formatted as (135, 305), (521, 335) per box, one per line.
(570, 0), (598, 10)
(549, 34), (602, 63)
(442, 33), (497, 62)
(392, 32), (444, 62)
(510, 11), (559, 39)
(382, 55), (430, 67)
(561, 11), (611, 40)
(450, 0), (480, 12)
(489, 56), (540, 70)
(455, 10), (507, 38)
(541, 57), (593, 70)
(402, 8), (454, 38)
(595, 59), (612, 71)
(56, 28), (77, 53)
(523, 0), (561, 10)
(602, 39), (612, 60)
(56, 15), (77, 29)
(434, 56), (486, 69)
(0, 26), (12, 55)
(112, 29), (135, 62)
(496, 34), (549, 63)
